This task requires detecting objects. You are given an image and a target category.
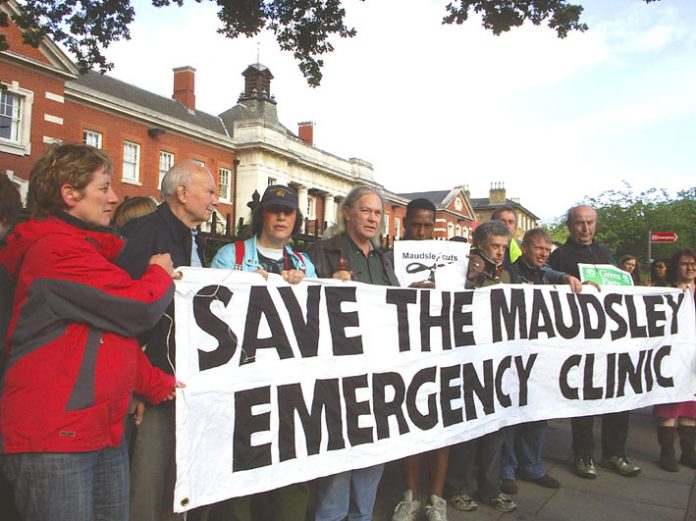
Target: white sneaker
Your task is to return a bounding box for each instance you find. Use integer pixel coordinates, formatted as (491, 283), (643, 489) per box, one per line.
(425, 494), (448, 521)
(392, 490), (421, 521)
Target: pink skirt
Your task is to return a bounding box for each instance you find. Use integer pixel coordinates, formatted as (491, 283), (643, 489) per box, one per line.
(654, 401), (696, 420)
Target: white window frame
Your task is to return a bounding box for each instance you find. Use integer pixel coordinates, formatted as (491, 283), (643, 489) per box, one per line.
(268, 177), (277, 186)
(83, 129), (102, 149)
(159, 151), (175, 189)
(394, 217), (401, 240)
(0, 82), (33, 156)
(219, 167), (232, 202)
(122, 141), (141, 184)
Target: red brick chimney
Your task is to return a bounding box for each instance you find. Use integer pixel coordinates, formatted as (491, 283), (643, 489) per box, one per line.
(298, 121), (314, 146)
(173, 66), (196, 111)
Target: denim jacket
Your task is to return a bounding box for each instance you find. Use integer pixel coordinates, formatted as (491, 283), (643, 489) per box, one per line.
(211, 236), (317, 277)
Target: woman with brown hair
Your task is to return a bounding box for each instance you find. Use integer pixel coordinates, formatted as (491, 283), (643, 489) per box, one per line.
(653, 248), (696, 472)
(0, 144), (178, 521)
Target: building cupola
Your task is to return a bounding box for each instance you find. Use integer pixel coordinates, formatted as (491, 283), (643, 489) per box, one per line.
(239, 63), (276, 105)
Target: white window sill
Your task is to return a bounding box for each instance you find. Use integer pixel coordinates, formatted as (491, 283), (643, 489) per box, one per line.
(121, 178), (142, 186)
(0, 139), (30, 156)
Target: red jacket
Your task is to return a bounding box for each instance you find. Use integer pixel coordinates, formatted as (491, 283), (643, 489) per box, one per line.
(0, 213), (175, 454)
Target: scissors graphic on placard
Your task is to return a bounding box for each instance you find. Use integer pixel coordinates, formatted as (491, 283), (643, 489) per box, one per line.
(405, 254), (447, 283)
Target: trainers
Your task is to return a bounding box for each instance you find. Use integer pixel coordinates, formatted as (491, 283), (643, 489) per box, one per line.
(448, 492), (477, 512)
(392, 490), (421, 521)
(526, 474), (560, 488)
(425, 494), (448, 521)
(489, 493), (517, 513)
(603, 455), (641, 477)
(500, 478), (518, 495)
(574, 455), (597, 479)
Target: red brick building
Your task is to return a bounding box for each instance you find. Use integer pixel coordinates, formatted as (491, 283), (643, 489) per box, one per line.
(396, 187), (477, 241)
(1, 1), (235, 229)
(1, 1), (506, 241)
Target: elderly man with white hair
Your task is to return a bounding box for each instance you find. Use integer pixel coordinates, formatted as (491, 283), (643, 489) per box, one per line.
(116, 159), (218, 521)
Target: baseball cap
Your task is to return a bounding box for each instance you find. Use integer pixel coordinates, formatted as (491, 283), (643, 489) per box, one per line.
(260, 185), (299, 209)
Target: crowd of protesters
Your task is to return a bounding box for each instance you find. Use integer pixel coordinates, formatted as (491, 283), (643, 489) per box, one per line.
(0, 144), (693, 521)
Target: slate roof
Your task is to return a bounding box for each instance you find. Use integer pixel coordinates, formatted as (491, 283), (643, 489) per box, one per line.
(398, 190), (451, 207)
(470, 197), (540, 220)
(69, 71), (229, 136)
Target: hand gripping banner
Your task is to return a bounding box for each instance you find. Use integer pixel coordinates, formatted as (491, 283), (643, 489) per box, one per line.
(173, 268), (696, 511)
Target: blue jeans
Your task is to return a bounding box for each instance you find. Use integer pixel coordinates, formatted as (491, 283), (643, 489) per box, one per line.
(315, 464), (384, 521)
(501, 421), (548, 480)
(1, 441), (128, 521)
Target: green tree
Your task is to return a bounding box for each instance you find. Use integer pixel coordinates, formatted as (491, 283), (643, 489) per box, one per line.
(0, 0), (659, 86)
(546, 184), (695, 271)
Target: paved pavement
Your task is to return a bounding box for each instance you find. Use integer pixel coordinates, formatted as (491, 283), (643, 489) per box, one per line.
(371, 407), (696, 521)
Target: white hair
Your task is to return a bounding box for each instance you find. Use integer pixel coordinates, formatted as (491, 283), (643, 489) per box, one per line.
(161, 160), (212, 199)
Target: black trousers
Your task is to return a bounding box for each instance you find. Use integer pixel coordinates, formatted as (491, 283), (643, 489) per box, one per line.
(571, 411), (630, 459)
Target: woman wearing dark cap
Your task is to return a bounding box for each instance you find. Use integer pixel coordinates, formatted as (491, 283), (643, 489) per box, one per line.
(210, 184), (316, 521)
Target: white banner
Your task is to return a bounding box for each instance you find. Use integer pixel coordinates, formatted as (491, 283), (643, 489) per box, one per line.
(393, 240), (469, 288)
(173, 268), (696, 512)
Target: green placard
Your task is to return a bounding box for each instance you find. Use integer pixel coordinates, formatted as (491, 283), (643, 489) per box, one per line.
(578, 263), (634, 286)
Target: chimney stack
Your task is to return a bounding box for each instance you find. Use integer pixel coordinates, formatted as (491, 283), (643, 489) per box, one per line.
(173, 66), (196, 111)
(489, 182), (506, 204)
(298, 121), (314, 146)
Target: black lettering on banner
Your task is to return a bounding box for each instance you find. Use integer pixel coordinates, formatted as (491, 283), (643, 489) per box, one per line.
(277, 379), (345, 462)
(325, 287), (364, 356)
(664, 294), (683, 334)
(515, 354), (537, 406)
(604, 294), (628, 341)
(494, 356), (512, 408)
(241, 287), (293, 365)
(452, 291), (475, 347)
(342, 374), (373, 446)
(644, 349), (654, 392)
(491, 288), (527, 342)
(440, 365), (463, 427)
(550, 291), (581, 339)
(277, 285), (321, 358)
(372, 372), (409, 439)
(654, 345), (674, 388)
(583, 354), (603, 400)
(193, 285), (237, 371)
(559, 355), (581, 400)
(605, 352), (616, 398)
(529, 290), (556, 340)
(625, 295), (647, 338)
(420, 289), (452, 351)
(233, 386), (272, 472)
(386, 289), (417, 352)
(463, 359), (495, 419)
(406, 367), (439, 430)
(420, 290), (452, 351)
(577, 294), (606, 339)
(644, 295), (666, 337)
(617, 350), (647, 396)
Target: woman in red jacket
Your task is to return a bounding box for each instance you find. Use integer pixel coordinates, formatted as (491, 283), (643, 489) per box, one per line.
(0, 144), (178, 521)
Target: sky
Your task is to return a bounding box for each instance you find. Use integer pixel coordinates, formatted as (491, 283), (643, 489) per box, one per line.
(103, 0), (696, 223)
